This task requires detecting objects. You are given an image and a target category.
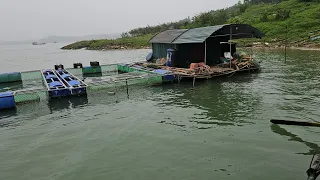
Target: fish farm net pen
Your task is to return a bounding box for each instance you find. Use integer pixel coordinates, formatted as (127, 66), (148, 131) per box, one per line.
(14, 78), (163, 104)
(10, 65), (163, 105)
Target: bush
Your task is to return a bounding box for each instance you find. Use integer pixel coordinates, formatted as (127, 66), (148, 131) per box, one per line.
(275, 8), (290, 20)
(260, 12), (269, 22)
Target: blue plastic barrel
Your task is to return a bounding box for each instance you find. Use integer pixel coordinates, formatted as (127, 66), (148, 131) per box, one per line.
(61, 74), (71, 79)
(46, 74), (57, 80)
(0, 92), (16, 109)
(49, 81), (63, 87)
(69, 80), (80, 86)
(43, 69), (53, 73)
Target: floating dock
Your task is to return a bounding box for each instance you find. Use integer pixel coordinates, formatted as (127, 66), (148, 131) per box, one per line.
(0, 62), (174, 110)
(55, 68), (87, 96)
(0, 59), (259, 110)
(42, 69), (70, 98)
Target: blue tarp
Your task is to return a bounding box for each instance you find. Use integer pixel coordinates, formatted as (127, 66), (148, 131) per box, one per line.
(154, 69), (171, 75)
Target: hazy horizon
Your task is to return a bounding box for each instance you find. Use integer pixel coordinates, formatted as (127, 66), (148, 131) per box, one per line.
(0, 0), (238, 41)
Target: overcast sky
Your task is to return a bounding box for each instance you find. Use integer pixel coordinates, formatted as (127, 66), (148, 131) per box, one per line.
(0, 0), (238, 41)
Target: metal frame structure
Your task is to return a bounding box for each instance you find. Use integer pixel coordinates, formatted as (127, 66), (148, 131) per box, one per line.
(55, 69), (88, 96)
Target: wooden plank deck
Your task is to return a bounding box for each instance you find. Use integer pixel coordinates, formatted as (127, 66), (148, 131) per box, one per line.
(138, 60), (260, 80)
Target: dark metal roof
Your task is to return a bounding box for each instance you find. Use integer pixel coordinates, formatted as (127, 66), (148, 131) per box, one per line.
(149, 29), (188, 43)
(173, 25), (225, 44)
(149, 24), (265, 44)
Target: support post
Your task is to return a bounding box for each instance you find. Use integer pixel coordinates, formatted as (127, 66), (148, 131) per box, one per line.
(114, 81), (119, 103)
(230, 25), (232, 68)
(126, 79), (129, 99)
(285, 26), (288, 63)
(251, 33), (254, 61)
(193, 76), (196, 87)
(204, 40), (207, 65)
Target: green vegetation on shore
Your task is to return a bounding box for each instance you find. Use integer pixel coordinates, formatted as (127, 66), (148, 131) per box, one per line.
(62, 0), (320, 50)
(126, 0), (320, 47)
(61, 34), (153, 50)
(233, 0), (320, 47)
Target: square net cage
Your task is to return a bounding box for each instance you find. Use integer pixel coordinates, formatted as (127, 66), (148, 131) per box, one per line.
(9, 64), (165, 105)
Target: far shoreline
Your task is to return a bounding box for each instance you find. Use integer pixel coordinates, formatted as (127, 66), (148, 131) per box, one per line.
(61, 35), (320, 52)
(242, 46), (320, 51)
(62, 44), (320, 52)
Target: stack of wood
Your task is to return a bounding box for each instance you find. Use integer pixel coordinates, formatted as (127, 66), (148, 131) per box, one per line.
(241, 55), (253, 61)
(138, 58), (258, 79)
(236, 60), (256, 70)
(160, 66), (195, 76)
(158, 63), (235, 78)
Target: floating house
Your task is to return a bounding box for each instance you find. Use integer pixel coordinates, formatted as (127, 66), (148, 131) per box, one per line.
(149, 24), (265, 68)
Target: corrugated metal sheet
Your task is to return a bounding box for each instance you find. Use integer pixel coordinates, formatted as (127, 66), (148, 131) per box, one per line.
(152, 43), (173, 59)
(149, 24), (265, 44)
(172, 25), (225, 44)
(149, 29), (188, 43)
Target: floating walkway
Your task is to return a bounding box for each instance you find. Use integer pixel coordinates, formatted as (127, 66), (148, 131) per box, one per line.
(40, 68), (88, 99)
(0, 60), (259, 110)
(42, 69), (70, 98)
(54, 69), (87, 97)
(0, 62), (174, 110)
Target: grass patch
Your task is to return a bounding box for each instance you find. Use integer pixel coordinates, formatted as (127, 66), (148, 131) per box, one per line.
(62, 34), (153, 50)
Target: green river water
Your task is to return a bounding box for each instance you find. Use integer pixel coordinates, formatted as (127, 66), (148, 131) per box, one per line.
(0, 45), (319, 180)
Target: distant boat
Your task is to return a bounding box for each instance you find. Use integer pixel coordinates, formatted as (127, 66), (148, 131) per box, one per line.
(32, 42), (46, 45)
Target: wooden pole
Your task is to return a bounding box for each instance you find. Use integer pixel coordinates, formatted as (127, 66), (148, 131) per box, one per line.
(285, 26), (288, 63)
(114, 81), (119, 102)
(251, 33), (254, 60)
(126, 79), (129, 99)
(230, 25), (232, 68)
(193, 76), (196, 87)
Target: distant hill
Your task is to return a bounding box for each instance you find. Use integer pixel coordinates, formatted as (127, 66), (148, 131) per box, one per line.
(61, 34), (152, 50)
(0, 33), (121, 45)
(39, 34), (120, 43)
(122, 0), (320, 47)
(62, 0), (320, 51)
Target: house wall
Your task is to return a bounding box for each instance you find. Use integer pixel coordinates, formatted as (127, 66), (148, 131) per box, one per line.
(175, 43), (204, 68)
(152, 43), (175, 59)
(206, 37), (236, 66)
(205, 38), (221, 66)
(151, 38), (236, 68)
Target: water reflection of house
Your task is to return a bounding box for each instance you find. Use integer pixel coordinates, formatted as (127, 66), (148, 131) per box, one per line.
(149, 24), (265, 68)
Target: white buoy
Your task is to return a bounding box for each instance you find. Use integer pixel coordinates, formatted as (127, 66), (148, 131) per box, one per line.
(107, 91), (115, 95)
